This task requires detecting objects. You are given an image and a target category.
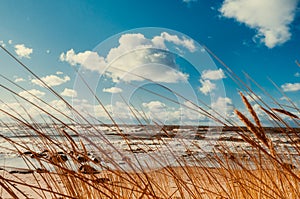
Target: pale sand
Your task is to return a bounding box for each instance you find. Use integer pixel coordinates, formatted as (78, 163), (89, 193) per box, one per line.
(1, 166), (298, 198)
(0, 166), (218, 198)
(0, 171), (67, 199)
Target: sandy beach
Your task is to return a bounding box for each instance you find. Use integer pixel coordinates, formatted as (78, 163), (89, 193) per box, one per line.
(0, 166), (233, 198)
(1, 165), (299, 199)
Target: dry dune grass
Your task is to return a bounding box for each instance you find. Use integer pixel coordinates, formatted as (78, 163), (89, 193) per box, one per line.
(2, 164), (300, 198)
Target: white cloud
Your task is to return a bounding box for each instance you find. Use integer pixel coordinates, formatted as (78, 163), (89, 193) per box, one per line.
(220, 0), (298, 48)
(60, 32), (194, 83)
(280, 96), (289, 101)
(71, 99), (107, 120)
(32, 75), (70, 87)
(199, 79), (216, 95)
(211, 97), (234, 116)
(106, 33), (152, 62)
(200, 48), (206, 53)
(281, 82), (300, 92)
(102, 87), (123, 94)
(180, 101), (205, 121)
(8, 40), (12, 44)
(56, 71), (63, 75)
(0, 102), (38, 121)
(294, 72), (300, 77)
(0, 41), (5, 47)
(95, 101), (133, 120)
(107, 50), (188, 83)
(71, 100), (135, 122)
(0, 98), (76, 122)
(182, 0), (198, 3)
(61, 88), (77, 97)
(46, 49), (50, 54)
(201, 69), (226, 80)
(142, 101), (177, 122)
(14, 44), (33, 58)
(152, 32), (196, 52)
(60, 49), (107, 73)
(19, 89), (45, 101)
(48, 99), (71, 116)
(198, 69), (226, 95)
(14, 77), (25, 83)
(245, 93), (262, 102)
(251, 103), (265, 117)
(143, 101), (166, 111)
(142, 100), (206, 123)
(72, 99), (204, 124)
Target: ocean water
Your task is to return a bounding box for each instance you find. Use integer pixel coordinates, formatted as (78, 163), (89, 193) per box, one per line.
(0, 124), (298, 172)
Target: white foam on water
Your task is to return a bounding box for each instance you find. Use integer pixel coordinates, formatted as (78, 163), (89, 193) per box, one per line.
(0, 125), (298, 171)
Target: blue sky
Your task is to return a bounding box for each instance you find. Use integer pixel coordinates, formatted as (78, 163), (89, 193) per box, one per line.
(0, 0), (299, 125)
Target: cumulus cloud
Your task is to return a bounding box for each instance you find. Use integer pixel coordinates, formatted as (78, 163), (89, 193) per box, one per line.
(245, 93), (262, 102)
(180, 101), (206, 121)
(0, 102), (36, 121)
(102, 87), (123, 94)
(60, 32), (194, 83)
(142, 100), (208, 123)
(8, 40), (13, 44)
(14, 77), (25, 83)
(281, 82), (300, 92)
(56, 71), (63, 75)
(0, 98), (77, 122)
(211, 97), (234, 116)
(14, 44), (33, 58)
(201, 69), (226, 80)
(0, 41), (5, 47)
(199, 79), (216, 95)
(49, 99), (71, 115)
(107, 50), (188, 83)
(251, 103), (265, 117)
(182, 0), (198, 3)
(280, 96), (289, 101)
(152, 32), (196, 52)
(143, 101), (166, 111)
(61, 88), (77, 97)
(71, 99), (135, 122)
(294, 72), (300, 77)
(198, 68), (226, 95)
(32, 75), (70, 87)
(72, 99), (205, 124)
(220, 0), (298, 48)
(142, 101), (178, 122)
(19, 89), (45, 101)
(60, 49), (107, 73)
(95, 101), (134, 120)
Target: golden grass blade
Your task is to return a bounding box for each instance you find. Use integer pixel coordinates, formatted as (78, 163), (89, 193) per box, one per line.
(234, 109), (270, 149)
(239, 92), (263, 129)
(272, 108), (299, 119)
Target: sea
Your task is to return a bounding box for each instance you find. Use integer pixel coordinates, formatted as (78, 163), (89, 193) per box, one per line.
(0, 124), (299, 172)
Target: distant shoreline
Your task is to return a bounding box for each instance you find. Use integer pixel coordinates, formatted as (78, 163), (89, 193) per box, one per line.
(2, 123), (300, 131)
